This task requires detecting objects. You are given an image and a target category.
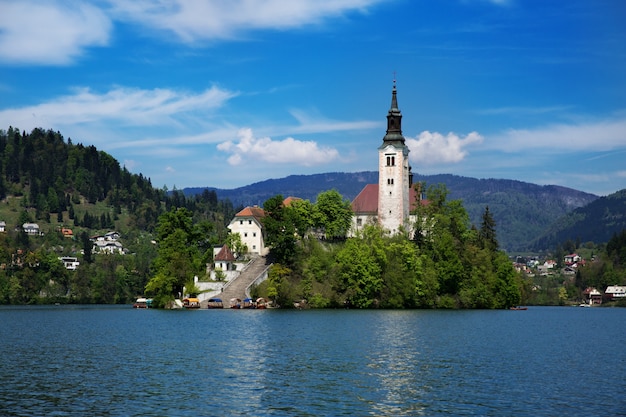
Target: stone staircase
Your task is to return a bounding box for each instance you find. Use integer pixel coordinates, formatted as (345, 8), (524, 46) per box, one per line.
(201, 256), (270, 308)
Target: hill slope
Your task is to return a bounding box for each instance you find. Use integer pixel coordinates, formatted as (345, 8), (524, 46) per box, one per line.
(183, 172), (599, 252)
(531, 188), (626, 249)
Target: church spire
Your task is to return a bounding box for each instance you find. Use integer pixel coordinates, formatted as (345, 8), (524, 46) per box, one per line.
(383, 78), (405, 145)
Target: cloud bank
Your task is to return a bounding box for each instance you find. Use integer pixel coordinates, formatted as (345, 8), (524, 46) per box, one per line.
(0, 85), (237, 131)
(406, 131), (484, 165)
(109, 0), (384, 42)
(217, 128), (340, 166)
(0, 0), (111, 65)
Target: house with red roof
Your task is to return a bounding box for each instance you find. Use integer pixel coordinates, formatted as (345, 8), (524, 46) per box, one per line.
(227, 205), (268, 256)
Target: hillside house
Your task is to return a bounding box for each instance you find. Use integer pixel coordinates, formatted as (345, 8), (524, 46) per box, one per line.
(22, 223), (41, 236)
(227, 206), (268, 256)
(60, 228), (73, 239)
(583, 287), (602, 305)
(564, 254), (581, 265)
(93, 240), (124, 255)
(604, 285), (626, 301)
(59, 256), (80, 270)
(0, 221), (5, 232)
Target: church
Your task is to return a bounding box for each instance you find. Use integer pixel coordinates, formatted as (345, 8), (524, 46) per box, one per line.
(351, 81), (420, 235)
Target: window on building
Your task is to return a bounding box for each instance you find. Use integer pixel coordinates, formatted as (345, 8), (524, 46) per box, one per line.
(387, 178), (394, 185)
(357, 218), (362, 226)
(244, 233), (248, 237)
(253, 232), (256, 237)
(239, 220), (243, 225)
(248, 220), (252, 225)
(386, 155), (396, 166)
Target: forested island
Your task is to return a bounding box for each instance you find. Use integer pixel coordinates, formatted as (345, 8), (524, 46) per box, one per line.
(0, 127), (624, 308)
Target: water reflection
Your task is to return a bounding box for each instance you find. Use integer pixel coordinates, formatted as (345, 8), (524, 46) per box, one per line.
(1, 306), (624, 416)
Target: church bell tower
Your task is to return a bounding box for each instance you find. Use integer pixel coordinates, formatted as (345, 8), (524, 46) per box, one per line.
(378, 80), (411, 234)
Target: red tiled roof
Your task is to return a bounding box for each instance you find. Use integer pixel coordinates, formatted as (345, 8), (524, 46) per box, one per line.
(351, 184), (426, 214)
(283, 196), (302, 207)
(215, 245), (236, 262)
(235, 206), (266, 219)
(352, 184), (379, 214)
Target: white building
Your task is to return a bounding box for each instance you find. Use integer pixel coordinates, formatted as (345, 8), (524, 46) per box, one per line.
(227, 206), (268, 255)
(59, 256), (80, 270)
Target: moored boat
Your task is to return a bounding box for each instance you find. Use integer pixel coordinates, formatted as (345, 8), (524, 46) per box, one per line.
(242, 298), (255, 309)
(230, 298), (242, 309)
(207, 298), (224, 309)
(509, 306), (527, 310)
(183, 297), (201, 309)
(133, 297), (152, 308)
(256, 297), (267, 309)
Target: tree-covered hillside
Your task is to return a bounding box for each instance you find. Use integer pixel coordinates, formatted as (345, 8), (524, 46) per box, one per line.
(531, 189), (626, 250)
(0, 127), (239, 304)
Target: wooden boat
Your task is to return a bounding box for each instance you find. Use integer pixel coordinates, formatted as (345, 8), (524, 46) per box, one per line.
(256, 297), (267, 309)
(509, 306), (528, 310)
(133, 297), (152, 308)
(230, 298), (242, 309)
(242, 298), (255, 309)
(207, 298), (224, 309)
(183, 297), (201, 309)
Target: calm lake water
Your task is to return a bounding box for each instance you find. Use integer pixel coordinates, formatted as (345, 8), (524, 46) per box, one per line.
(0, 305), (624, 416)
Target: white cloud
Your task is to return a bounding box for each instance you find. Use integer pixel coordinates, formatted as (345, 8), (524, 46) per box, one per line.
(0, 85), (237, 132)
(218, 128), (339, 166)
(490, 116), (626, 152)
(0, 0), (111, 65)
(108, 0), (383, 42)
(406, 131), (484, 165)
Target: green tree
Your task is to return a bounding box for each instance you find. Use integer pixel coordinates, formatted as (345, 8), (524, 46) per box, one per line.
(335, 225), (385, 308)
(262, 195), (298, 265)
(479, 206), (498, 251)
(145, 208), (203, 307)
(312, 190), (353, 239)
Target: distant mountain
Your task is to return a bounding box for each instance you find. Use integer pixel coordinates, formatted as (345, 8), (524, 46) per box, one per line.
(182, 172), (600, 252)
(530, 189), (626, 250)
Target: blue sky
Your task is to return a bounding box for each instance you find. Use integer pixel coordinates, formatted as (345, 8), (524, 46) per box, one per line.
(1, 0), (625, 196)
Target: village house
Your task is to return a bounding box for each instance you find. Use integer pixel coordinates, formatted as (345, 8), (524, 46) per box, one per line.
(90, 231), (125, 255)
(0, 221), (5, 233)
(227, 206), (268, 256)
(22, 223), (41, 236)
(583, 287), (602, 305)
(564, 253), (582, 265)
(604, 285), (626, 301)
(59, 256), (80, 270)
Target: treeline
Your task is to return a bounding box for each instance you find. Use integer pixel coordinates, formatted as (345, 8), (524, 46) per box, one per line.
(0, 127), (241, 304)
(0, 127), (239, 231)
(252, 185), (524, 309)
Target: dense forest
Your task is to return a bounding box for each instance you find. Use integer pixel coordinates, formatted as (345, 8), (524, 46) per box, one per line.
(531, 189), (626, 250)
(0, 127), (239, 304)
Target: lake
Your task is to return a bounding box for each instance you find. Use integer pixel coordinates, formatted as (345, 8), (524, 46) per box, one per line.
(0, 305), (624, 416)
